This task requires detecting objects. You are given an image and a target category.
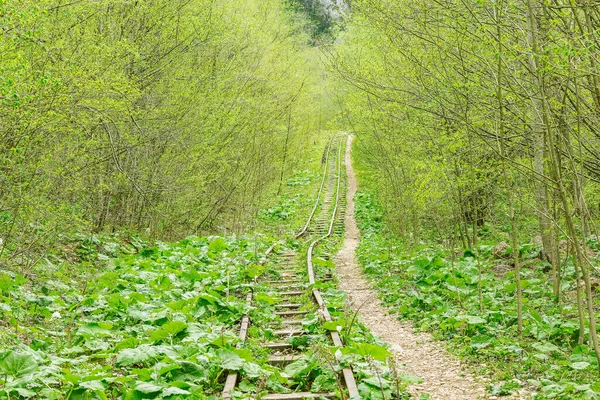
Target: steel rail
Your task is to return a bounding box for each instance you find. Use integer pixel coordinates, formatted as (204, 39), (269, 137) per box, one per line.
(223, 135), (358, 400)
(294, 136), (335, 239)
(222, 242), (279, 400)
(305, 135), (359, 398)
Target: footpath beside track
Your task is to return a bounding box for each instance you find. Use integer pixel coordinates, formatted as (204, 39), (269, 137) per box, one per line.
(222, 136), (359, 399)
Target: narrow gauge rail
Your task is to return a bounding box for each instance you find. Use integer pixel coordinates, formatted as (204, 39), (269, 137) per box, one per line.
(222, 136), (359, 399)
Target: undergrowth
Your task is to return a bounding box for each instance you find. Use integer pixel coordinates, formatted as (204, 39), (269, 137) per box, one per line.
(0, 234), (284, 398)
(0, 145), (409, 399)
(354, 188), (600, 400)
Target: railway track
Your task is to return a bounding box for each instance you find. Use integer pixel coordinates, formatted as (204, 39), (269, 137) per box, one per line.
(222, 136), (358, 399)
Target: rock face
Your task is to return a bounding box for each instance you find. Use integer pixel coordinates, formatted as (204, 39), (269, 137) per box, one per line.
(531, 235), (543, 246)
(493, 264), (512, 277)
(317, 0), (349, 20)
(492, 241), (510, 258)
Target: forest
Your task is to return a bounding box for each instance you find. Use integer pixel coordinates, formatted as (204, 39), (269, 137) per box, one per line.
(3, 0), (600, 399)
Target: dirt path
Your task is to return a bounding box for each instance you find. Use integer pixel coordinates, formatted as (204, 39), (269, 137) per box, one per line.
(335, 135), (490, 399)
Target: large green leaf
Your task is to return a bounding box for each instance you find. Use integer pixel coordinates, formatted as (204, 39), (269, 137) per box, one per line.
(149, 321), (188, 343)
(464, 315), (485, 325)
(11, 388), (37, 398)
(532, 342), (560, 354)
(116, 345), (158, 366)
(135, 381), (163, 394)
(343, 343), (391, 361)
(0, 351), (37, 378)
(400, 374), (423, 384)
(363, 377), (390, 389)
(284, 358), (312, 378)
(243, 362), (263, 378)
(161, 387), (190, 397)
(571, 362), (591, 370)
(470, 335), (493, 350)
(208, 238), (228, 252)
(76, 322), (113, 337)
(245, 264), (266, 279)
(323, 317), (350, 331)
(311, 374), (338, 392)
(216, 349), (244, 370)
(0, 273), (17, 293)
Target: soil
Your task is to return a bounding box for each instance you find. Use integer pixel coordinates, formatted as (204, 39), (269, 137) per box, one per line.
(335, 135), (528, 399)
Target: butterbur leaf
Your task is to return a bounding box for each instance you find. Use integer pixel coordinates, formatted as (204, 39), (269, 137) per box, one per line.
(284, 358), (314, 378)
(413, 257), (429, 270)
(400, 373), (424, 384)
(157, 363), (180, 376)
(153, 275), (172, 290)
(255, 293), (277, 304)
(208, 238), (228, 252)
(161, 387), (190, 397)
(197, 293), (220, 306)
(465, 315), (485, 325)
(470, 335), (492, 350)
(132, 367), (152, 381)
(84, 339), (110, 352)
(363, 377), (390, 389)
(149, 321), (187, 342)
(430, 255), (445, 268)
(532, 342), (560, 354)
(245, 264), (266, 279)
(11, 388), (37, 398)
(235, 348), (254, 362)
(571, 362), (591, 370)
(63, 346), (85, 355)
(140, 247), (158, 257)
(0, 273), (16, 293)
(114, 337), (139, 351)
(0, 351), (37, 378)
(76, 322), (113, 337)
(460, 266), (480, 285)
(175, 361), (205, 379)
(126, 308), (152, 322)
(267, 373), (291, 393)
(116, 345), (158, 366)
(216, 349), (244, 370)
(344, 343), (391, 361)
(358, 382), (394, 399)
(311, 374), (337, 392)
(323, 318), (349, 331)
(135, 381), (163, 394)
(569, 348), (596, 366)
(313, 257), (335, 269)
(243, 362), (262, 378)
(530, 310), (543, 324)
